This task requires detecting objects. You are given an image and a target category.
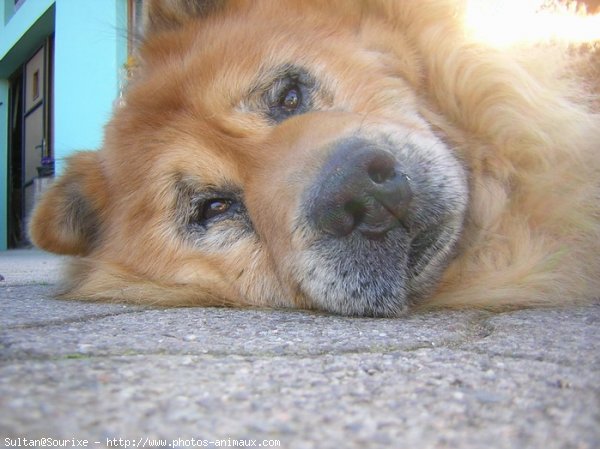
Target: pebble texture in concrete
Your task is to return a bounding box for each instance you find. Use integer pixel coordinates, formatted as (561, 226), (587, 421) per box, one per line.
(0, 250), (598, 449)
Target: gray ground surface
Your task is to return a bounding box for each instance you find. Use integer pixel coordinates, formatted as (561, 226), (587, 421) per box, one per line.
(0, 250), (598, 449)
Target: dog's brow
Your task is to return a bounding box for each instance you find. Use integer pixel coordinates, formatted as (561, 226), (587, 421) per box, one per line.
(247, 63), (311, 96)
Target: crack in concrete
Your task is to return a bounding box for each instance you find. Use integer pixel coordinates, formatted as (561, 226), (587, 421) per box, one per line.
(0, 310), (503, 363)
(4, 305), (594, 369)
(1, 308), (150, 331)
(0, 345), (589, 374)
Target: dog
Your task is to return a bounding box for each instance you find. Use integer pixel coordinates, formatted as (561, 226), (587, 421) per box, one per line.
(29, 0), (600, 316)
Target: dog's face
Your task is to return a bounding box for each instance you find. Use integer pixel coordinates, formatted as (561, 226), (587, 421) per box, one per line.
(30, 0), (469, 316)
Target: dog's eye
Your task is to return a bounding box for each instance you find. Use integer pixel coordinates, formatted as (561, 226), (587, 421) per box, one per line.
(180, 184), (249, 235)
(279, 85), (301, 112)
(269, 83), (306, 121)
(202, 199), (233, 220)
(261, 67), (317, 123)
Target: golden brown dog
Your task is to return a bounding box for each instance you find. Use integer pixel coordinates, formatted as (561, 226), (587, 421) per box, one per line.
(29, 0), (600, 316)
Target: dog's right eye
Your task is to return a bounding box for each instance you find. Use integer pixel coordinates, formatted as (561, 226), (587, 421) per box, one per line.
(177, 182), (253, 241)
(187, 196), (241, 227)
(202, 199), (233, 220)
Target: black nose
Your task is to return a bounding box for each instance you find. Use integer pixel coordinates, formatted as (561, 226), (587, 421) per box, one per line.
(308, 139), (413, 239)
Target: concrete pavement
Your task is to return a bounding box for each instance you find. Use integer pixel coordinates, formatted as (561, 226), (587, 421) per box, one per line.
(0, 249), (598, 448)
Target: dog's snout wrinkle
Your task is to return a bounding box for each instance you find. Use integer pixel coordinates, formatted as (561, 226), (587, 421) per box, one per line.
(308, 139), (413, 239)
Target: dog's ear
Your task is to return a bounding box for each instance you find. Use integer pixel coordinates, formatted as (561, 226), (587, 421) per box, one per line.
(144, 0), (225, 35)
(28, 151), (108, 256)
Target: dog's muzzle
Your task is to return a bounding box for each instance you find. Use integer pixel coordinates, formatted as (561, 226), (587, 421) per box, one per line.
(291, 133), (467, 316)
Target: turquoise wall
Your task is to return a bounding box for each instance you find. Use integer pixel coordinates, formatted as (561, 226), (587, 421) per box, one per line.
(0, 0), (127, 249)
(0, 0), (55, 77)
(54, 0), (127, 174)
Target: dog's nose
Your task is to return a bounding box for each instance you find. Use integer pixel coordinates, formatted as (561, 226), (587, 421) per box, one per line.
(308, 139), (413, 239)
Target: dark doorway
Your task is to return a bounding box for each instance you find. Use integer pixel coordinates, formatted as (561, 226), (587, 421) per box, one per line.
(8, 69), (23, 248)
(7, 37), (54, 248)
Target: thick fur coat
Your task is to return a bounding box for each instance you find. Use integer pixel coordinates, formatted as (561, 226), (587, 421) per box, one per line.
(30, 0), (600, 316)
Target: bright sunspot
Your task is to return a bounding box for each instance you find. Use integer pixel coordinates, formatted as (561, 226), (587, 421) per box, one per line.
(465, 0), (600, 47)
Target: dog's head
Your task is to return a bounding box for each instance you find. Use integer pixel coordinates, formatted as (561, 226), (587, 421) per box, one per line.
(30, 0), (469, 316)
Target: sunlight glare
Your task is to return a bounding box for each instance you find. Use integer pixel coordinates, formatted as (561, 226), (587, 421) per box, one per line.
(465, 0), (600, 47)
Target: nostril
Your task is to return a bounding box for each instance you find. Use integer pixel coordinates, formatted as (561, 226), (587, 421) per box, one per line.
(367, 155), (397, 184)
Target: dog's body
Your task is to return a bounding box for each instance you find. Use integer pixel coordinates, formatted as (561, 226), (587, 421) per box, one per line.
(30, 0), (600, 316)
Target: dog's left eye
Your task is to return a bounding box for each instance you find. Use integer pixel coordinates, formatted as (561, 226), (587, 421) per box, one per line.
(271, 83), (304, 120)
(268, 78), (311, 122)
(259, 66), (317, 123)
(279, 85), (302, 113)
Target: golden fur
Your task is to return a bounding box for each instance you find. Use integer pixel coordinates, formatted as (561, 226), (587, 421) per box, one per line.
(29, 0), (600, 316)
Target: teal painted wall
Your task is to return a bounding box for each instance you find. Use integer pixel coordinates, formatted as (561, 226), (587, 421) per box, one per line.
(2, 1), (11, 24)
(54, 0), (127, 174)
(0, 0), (56, 77)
